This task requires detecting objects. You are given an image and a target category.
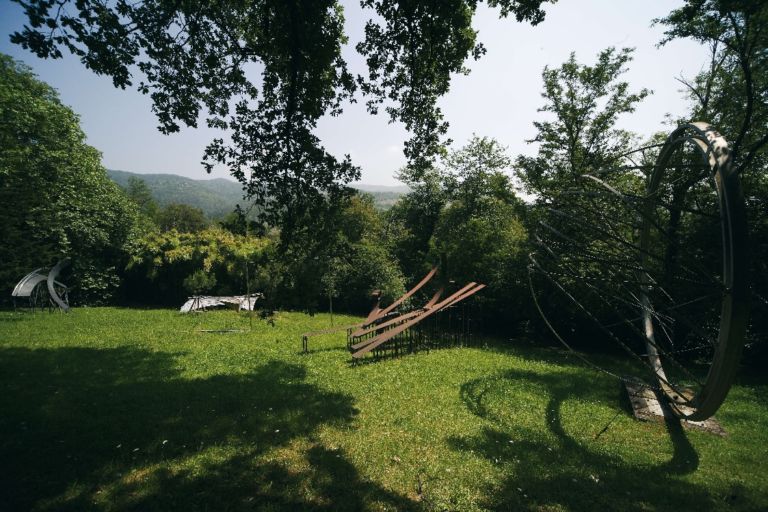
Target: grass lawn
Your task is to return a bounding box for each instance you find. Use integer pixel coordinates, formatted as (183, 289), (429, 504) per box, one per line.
(1, 308), (766, 511)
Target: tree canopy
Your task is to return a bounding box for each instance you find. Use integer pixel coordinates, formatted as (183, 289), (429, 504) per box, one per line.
(10, 0), (553, 223)
(655, 0), (767, 175)
(385, 135), (528, 328)
(124, 176), (159, 220)
(514, 47), (650, 201)
(157, 203), (209, 233)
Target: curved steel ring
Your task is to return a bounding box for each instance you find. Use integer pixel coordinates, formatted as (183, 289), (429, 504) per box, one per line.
(639, 122), (749, 421)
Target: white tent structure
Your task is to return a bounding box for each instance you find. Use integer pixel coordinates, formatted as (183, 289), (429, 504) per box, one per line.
(180, 293), (263, 313)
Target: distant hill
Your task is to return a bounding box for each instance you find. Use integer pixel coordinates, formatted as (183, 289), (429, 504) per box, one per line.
(108, 170), (246, 219)
(108, 170), (407, 218)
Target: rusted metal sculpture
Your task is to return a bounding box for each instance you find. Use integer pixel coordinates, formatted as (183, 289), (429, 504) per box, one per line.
(349, 282), (485, 359)
(300, 269), (440, 352)
(351, 267), (439, 336)
(347, 268), (484, 359)
(528, 122), (748, 421)
(12, 259), (71, 312)
(300, 267), (484, 357)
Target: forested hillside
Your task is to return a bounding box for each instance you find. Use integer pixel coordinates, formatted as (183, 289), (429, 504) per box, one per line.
(108, 170), (407, 217)
(108, 170), (247, 219)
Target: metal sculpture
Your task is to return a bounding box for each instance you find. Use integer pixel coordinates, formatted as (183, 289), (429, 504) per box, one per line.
(11, 268), (48, 310)
(349, 280), (485, 359)
(529, 122), (748, 421)
(300, 267), (484, 357)
(640, 123), (748, 420)
(47, 259), (71, 312)
(11, 259), (71, 312)
(351, 267), (439, 337)
(301, 269), (442, 352)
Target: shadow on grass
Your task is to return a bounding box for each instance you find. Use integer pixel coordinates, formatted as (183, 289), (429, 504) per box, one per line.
(450, 368), (751, 511)
(0, 347), (415, 511)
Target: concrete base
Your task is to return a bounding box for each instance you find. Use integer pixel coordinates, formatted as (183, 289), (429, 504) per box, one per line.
(624, 379), (726, 436)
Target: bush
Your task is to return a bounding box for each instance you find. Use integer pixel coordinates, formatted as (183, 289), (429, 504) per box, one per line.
(125, 228), (271, 305)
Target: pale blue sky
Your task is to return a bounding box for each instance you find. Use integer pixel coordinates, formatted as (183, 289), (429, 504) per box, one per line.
(1, 0), (705, 185)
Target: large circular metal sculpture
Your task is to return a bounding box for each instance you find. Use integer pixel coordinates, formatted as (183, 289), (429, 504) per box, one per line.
(639, 123), (748, 420)
(529, 122), (749, 421)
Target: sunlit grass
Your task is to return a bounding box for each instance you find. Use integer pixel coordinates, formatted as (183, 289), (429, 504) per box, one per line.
(0, 308), (766, 511)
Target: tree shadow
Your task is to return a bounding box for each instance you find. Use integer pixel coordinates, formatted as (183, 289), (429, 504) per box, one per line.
(0, 346), (414, 511)
(448, 368), (753, 511)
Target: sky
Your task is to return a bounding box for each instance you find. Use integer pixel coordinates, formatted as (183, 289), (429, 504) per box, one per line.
(0, 0), (705, 186)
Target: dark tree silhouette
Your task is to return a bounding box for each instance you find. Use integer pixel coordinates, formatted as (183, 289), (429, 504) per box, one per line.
(10, 0), (552, 224)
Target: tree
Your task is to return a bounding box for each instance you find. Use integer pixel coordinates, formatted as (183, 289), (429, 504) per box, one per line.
(385, 173), (448, 281)
(387, 136), (529, 327)
(0, 53), (141, 304)
(219, 205), (264, 237)
(157, 203), (208, 233)
(513, 49), (652, 346)
(124, 176), (159, 220)
(431, 137), (528, 328)
(335, 238), (405, 314)
(272, 192), (405, 315)
(442, 135), (519, 210)
(515, 47), (650, 201)
(655, 0), (768, 175)
(431, 195), (528, 328)
(656, 1), (768, 363)
(388, 136), (519, 282)
(331, 194), (405, 311)
(183, 269), (218, 295)
(357, 0), (552, 176)
(320, 256), (346, 324)
(10, 0), (552, 223)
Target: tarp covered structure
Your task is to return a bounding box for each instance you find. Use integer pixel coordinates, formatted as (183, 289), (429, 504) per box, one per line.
(180, 294), (263, 313)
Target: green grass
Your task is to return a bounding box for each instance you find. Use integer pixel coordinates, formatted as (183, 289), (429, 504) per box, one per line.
(1, 308), (766, 511)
